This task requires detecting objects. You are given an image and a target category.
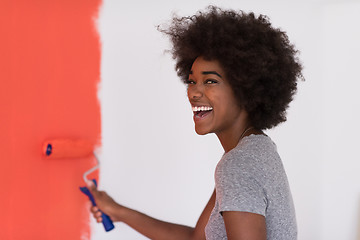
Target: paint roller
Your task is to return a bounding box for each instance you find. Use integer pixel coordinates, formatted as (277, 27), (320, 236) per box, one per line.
(43, 139), (115, 232)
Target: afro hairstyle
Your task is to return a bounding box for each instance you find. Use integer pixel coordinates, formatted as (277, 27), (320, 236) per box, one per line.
(159, 6), (303, 130)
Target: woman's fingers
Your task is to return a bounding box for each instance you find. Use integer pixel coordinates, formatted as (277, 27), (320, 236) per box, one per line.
(91, 206), (99, 213)
(90, 206), (104, 222)
(85, 182), (109, 223)
(95, 211), (102, 218)
(86, 180), (121, 222)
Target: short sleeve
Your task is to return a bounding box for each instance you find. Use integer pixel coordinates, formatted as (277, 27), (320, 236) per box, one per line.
(215, 150), (267, 216)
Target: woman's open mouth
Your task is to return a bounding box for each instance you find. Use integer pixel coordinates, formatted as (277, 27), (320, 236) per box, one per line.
(192, 106), (213, 120)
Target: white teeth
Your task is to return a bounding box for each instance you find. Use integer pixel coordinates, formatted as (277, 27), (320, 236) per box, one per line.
(192, 106), (213, 112)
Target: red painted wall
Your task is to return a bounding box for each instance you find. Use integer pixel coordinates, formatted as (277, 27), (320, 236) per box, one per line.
(0, 0), (102, 239)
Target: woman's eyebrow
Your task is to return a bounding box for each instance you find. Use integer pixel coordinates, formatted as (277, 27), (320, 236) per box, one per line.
(202, 71), (222, 78)
(189, 70), (222, 78)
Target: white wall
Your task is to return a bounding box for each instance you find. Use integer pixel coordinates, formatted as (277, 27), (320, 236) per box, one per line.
(320, 2), (360, 240)
(92, 1), (360, 239)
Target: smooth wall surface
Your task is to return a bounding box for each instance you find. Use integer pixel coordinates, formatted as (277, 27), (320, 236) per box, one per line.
(321, 2), (360, 240)
(0, 0), (102, 239)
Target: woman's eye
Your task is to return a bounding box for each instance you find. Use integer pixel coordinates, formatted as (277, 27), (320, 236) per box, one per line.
(205, 79), (217, 84)
(185, 79), (195, 85)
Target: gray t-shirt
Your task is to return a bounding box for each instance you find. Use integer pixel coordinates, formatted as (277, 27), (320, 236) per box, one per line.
(205, 134), (297, 239)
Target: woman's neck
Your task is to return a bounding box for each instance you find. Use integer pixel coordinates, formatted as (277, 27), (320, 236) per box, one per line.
(216, 126), (264, 153)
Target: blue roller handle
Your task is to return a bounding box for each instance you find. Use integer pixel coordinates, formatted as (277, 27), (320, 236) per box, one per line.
(80, 179), (115, 232)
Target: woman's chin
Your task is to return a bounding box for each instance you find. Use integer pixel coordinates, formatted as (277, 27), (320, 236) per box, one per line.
(194, 127), (210, 135)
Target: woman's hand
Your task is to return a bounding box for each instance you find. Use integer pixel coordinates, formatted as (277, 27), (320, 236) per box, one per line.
(86, 182), (214, 240)
(86, 181), (123, 222)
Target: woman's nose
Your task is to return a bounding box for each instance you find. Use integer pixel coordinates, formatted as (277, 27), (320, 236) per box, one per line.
(188, 85), (203, 100)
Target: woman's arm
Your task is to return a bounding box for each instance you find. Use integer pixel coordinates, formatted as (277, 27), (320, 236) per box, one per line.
(88, 181), (215, 240)
(223, 211), (266, 240)
(190, 189), (216, 239)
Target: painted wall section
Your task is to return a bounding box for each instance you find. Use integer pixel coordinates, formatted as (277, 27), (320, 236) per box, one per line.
(0, 0), (102, 239)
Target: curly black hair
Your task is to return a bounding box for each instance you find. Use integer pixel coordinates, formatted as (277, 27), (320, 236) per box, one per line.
(159, 6), (303, 130)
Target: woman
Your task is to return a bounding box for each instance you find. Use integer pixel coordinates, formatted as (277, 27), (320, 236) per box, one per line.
(87, 6), (303, 240)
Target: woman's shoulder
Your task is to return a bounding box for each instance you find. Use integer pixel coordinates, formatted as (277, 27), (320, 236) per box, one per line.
(218, 134), (283, 175)
(228, 134), (277, 160)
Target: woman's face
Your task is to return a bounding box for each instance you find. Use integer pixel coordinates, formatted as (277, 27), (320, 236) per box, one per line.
(187, 56), (247, 136)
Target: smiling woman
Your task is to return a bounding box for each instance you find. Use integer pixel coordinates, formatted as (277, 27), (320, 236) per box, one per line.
(187, 57), (248, 149)
(84, 5), (303, 240)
